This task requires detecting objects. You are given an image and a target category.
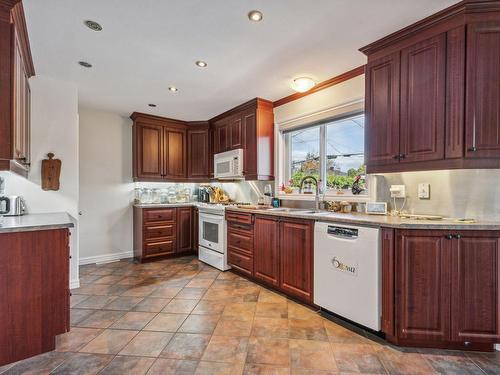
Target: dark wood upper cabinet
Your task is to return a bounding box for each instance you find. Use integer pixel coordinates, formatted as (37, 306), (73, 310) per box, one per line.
(365, 52), (400, 166)
(400, 34), (446, 163)
(0, 2), (34, 178)
(176, 207), (193, 252)
(164, 128), (186, 179)
(361, 1), (500, 172)
(187, 126), (209, 179)
(254, 215), (280, 287)
(396, 230), (452, 342)
(466, 20), (500, 159)
(230, 116), (243, 149)
(451, 232), (500, 343)
(279, 218), (313, 303)
(132, 113), (188, 181)
(134, 122), (163, 180)
(213, 119), (230, 154)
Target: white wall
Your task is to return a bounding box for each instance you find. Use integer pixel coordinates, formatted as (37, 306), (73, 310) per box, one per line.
(0, 75), (79, 287)
(78, 108), (134, 264)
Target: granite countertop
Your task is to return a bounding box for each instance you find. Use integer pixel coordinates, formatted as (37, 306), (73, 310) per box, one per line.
(225, 206), (500, 230)
(134, 202), (196, 208)
(0, 212), (75, 233)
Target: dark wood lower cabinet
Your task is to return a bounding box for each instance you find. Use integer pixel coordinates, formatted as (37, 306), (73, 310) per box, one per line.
(226, 212), (313, 304)
(279, 218), (313, 303)
(0, 229), (70, 366)
(383, 228), (500, 350)
(254, 216), (280, 287)
(134, 206), (195, 262)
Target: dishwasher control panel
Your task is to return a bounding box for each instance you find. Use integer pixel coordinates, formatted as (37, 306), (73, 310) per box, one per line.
(327, 226), (358, 238)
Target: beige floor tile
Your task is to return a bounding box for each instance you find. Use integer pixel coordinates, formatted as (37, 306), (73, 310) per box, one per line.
(178, 314), (220, 334)
(213, 318), (253, 337)
(223, 302), (256, 321)
(244, 364), (291, 375)
(288, 318), (329, 341)
(133, 297), (170, 312)
(74, 295), (118, 309)
(144, 313), (189, 332)
(258, 290), (288, 304)
(103, 296), (144, 311)
(149, 287), (182, 298)
(70, 294), (91, 307)
(186, 278), (214, 288)
(195, 361), (244, 375)
(76, 310), (126, 329)
(80, 329), (139, 354)
(201, 335), (249, 363)
(256, 302), (288, 318)
(287, 303), (320, 321)
(147, 358), (198, 375)
(160, 333), (211, 360)
(110, 311), (157, 330)
(51, 353), (114, 374)
(55, 327), (103, 352)
(162, 299), (199, 314)
(289, 339), (337, 371)
(119, 331), (174, 357)
(246, 337), (290, 367)
(122, 284), (159, 297)
(191, 300), (226, 315)
(176, 287), (207, 300)
(99, 355), (155, 375)
(252, 317), (289, 338)
(324, 321), (371, 344)
(331, 343), (386, 374)
(93, 275), (124, 285)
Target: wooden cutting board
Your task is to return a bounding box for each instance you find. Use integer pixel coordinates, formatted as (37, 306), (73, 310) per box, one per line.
(41, 153), (61, 191)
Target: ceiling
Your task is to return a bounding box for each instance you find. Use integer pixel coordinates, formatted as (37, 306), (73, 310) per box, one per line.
(23, 0), (459, 121)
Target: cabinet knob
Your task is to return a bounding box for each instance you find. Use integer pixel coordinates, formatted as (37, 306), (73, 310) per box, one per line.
(393, 155), (400, 160)
(454, 234), (461, 239)
(445, 234), (453, 240)
(468, 147), (477, 152)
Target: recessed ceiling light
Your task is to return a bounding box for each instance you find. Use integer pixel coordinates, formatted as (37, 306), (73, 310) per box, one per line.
(78, 61), (92, 68)
(84, 20), (102, 31)
(248, 10), (263, 22)
(168, 86), (178, 93)
(195, 60), (207, 68)
(148, 104), (157, 107)
(291, 77), (316, 93)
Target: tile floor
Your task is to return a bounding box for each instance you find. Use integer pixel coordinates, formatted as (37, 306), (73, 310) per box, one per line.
(1, 255), (499, 375)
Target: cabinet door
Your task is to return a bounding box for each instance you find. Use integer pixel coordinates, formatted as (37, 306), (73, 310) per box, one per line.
(400, 34), (446, 163)
(135, 123), (164, 179)
(164, 128), (187, 179)
(187, 129), (209, 179)
(451, 232), (500, 342)
(230, 116), (243, 149)
(176, 207), (193, 252)
(243, 109), (257, 177)
(396, 230), (451, 342)
(214, 120), (229, 153)
(365, 52), (400, 166)
(279, 219), (313, 303)
(254, 216), (280, 287)
(465, 21), (500, 158)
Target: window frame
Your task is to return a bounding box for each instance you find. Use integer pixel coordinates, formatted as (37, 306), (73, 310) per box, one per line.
(278, 111), (369, 201)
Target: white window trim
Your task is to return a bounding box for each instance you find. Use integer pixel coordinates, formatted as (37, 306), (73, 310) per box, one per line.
(275, 99), (372, 202)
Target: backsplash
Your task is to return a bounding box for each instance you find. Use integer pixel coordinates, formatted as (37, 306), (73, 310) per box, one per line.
(377, 169), (500, 221)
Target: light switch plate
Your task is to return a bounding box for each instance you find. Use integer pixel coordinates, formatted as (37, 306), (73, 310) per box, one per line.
(418, 183), (430, 199)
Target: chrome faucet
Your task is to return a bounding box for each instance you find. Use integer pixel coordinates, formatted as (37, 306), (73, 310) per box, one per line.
(299, 176), (321, 212)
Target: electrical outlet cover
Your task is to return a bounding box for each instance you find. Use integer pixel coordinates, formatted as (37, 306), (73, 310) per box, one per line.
(390, 185), (406, 198)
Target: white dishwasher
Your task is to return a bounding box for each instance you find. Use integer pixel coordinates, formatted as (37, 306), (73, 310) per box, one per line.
(314, 222), (381, 331)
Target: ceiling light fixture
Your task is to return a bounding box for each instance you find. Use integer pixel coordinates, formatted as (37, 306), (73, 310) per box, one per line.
(291, 77), (316, 93)
(195, 60), (207, 68)
(168, 86), (178, 93)
(78, 61), (92, 68)
(148, 104), (157, 107)
(248, 10), (263, 22)
(83, 20), (102, 31)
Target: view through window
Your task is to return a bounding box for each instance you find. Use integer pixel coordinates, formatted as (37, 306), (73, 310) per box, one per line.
(284, 113), (366, 194)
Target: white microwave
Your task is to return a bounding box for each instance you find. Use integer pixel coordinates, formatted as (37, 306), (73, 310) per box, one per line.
(214, 148), (244, 179)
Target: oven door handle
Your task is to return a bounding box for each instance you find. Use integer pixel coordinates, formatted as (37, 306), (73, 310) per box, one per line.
(199, 212), (224, 221)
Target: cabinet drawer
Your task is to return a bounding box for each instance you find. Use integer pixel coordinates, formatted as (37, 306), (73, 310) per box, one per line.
(227, 221), (253, 235)
(225, 211), (253, 225)
(144, 208), (176, 223)
(228, 231), (253, 254)
(144, 224), (175, 240)
(228, 248), (253, 276)
(144, 240), (176, 257)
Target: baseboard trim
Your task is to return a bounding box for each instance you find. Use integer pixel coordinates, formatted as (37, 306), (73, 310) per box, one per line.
(70, 279), (80, 289)
(79, 251), (134, 265)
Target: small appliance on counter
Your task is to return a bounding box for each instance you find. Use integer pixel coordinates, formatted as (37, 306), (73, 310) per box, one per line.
(198, 186), (211, 203)
(0, 196), (26, 216)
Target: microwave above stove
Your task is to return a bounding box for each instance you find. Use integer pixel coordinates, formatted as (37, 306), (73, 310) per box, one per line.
(214, 148), (244, 180)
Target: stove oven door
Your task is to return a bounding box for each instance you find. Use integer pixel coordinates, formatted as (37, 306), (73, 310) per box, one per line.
(199, 212), (224, 254)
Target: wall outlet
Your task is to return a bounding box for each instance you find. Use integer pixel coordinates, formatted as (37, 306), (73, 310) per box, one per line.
(390, 185), (406, 198)
(418, 183), (430, 199)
